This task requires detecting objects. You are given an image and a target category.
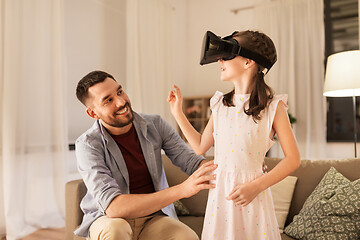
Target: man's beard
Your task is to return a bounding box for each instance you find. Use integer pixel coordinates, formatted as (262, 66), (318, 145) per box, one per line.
(103, 103), (134, 128)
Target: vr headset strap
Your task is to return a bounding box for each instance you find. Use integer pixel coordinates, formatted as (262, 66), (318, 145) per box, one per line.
(234, 45), (273, 71)
(225, 31), (274, 71)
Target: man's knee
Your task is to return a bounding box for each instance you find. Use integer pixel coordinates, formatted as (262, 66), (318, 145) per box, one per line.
(90, 217), (132, 240)
(105, 218), (132, 239)
(140, 215), (199, 240)
(171, 225), (199, 240)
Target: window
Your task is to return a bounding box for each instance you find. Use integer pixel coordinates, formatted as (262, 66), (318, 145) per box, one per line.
(324, 0), (359, 142)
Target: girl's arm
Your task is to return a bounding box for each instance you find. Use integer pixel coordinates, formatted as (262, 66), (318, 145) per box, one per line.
(227, 101), (300, 206)
(167, 85), (214, 155)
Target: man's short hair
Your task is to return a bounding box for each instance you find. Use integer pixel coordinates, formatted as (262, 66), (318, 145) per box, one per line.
(76, 71), (115, 106)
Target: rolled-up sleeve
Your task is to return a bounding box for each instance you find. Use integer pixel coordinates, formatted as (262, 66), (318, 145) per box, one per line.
(75, 138), (122, 214)
(155, 116), (204, 175)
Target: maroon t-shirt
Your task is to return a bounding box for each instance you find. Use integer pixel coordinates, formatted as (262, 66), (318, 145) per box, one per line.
(110, 125), (155, 194)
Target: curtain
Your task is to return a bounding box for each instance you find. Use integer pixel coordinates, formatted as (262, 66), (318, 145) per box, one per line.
(0, 0), (4, 236)
(126, 0), (173, 123)
(0, 1), (67, 239)
(254, 0), (327, 159)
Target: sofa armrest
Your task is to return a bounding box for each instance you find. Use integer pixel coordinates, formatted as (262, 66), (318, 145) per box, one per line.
(65, 179), (86, 240)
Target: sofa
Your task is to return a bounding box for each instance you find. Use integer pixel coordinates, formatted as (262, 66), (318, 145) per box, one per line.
(65, 156), (360, 240)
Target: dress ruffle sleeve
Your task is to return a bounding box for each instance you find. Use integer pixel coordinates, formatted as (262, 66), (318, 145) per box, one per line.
(210, 91), (224, 110)
(268, 94), (288, 133)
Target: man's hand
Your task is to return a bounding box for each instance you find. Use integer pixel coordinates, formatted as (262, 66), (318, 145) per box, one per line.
(179, 160), (217, 199)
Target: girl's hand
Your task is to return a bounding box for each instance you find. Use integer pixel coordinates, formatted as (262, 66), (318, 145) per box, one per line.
(226, 181), (261, 207)
(167, 84), (183, 117)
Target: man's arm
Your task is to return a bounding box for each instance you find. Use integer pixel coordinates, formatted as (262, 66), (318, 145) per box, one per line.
(105, 160), (217, 219)
(155, 115), (207, 175)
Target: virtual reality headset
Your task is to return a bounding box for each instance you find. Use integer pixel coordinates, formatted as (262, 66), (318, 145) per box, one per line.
(200, 31), (275, 72)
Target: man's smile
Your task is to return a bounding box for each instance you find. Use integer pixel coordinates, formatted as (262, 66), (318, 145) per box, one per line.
(114, 102), (132, 116)
(115, 106), (129, 116)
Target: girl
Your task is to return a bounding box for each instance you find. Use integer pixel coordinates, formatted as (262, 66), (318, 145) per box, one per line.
(167, 30), (300, 239)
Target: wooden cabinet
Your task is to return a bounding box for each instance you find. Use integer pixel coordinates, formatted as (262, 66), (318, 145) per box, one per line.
(178, 96), (211, 140)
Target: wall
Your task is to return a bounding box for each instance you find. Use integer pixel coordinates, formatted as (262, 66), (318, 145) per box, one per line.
(175, 0), (264, 98)
(169, 0), (187, 95)
(64, 0), (126, 177)
(169, 0), (264, 156)
(63, 0), (358, 158)
(172, 0), (359, 159)
(65, 0), (126, 144)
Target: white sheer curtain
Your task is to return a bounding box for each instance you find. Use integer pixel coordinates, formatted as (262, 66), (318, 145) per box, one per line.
(254, 0), (327, 159)
(0, 1), (67, 239)
(126, 0), (173, 122)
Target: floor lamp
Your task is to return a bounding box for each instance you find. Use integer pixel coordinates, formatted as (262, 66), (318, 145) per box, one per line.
(323, 50), (360, 158)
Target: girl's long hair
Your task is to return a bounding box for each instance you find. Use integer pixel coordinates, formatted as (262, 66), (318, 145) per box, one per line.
(222, 30), (277, 122)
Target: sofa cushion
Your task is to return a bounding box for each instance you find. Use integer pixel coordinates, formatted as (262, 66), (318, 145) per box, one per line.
(264, 157), (360, 227)
(271, 176), (297, 232)
(284, 167), (360, 239)
(178, 216), (204, 238)
(173, 200), (191, 216)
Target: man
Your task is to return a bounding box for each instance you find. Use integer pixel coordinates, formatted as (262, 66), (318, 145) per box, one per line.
(74, 70), (217, 240)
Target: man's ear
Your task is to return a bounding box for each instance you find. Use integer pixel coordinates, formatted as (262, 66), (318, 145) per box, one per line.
(86, 107), (100, 119)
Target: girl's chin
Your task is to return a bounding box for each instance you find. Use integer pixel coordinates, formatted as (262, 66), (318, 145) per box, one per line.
(220, 75), (230, 82)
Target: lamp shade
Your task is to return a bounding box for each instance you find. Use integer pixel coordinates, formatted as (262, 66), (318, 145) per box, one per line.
(323, 50), (360, 97)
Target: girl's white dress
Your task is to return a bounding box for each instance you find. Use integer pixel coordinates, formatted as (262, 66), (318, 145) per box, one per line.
(201, 91), (287, 240)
